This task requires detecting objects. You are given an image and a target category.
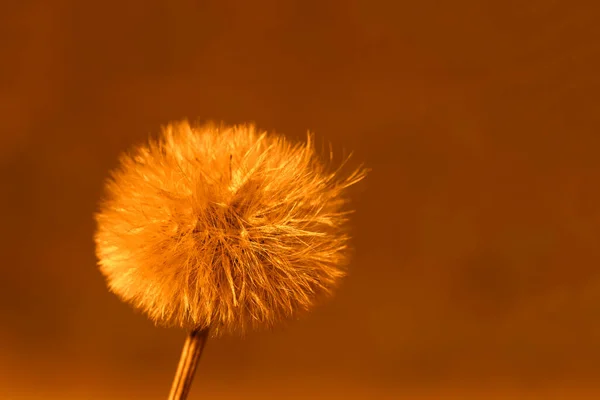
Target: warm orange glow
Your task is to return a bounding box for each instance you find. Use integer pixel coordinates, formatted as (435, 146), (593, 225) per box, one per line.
(3, 0), (600, 398)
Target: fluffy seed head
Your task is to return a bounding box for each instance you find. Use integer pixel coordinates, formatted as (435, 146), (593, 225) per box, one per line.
(94, 121), (366, 335)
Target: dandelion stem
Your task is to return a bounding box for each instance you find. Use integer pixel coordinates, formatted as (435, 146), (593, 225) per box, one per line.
(167, 327), (209, 400)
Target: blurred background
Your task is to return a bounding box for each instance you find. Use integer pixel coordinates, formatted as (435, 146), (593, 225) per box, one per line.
(1, 0), (600, 399)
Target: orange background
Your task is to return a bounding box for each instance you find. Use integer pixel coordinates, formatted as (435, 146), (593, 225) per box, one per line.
(2, 1), (600, 399)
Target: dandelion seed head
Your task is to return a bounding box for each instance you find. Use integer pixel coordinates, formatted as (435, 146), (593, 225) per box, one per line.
(94, 121), (366, 335)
